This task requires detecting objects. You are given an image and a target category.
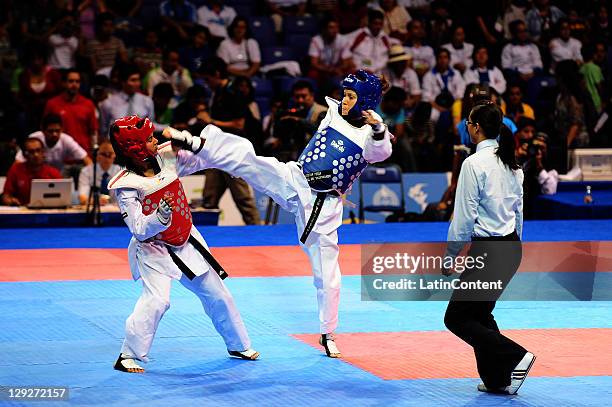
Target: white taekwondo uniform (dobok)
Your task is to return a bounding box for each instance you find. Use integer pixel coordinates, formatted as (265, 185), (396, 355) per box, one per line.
(108, 142), (251, 361)
(193, 96), (392, 334)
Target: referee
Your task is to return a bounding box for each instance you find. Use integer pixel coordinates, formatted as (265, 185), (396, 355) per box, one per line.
(443, 102), (536, 395)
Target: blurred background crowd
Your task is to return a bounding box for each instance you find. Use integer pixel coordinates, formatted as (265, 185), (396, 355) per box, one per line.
(0, 0), (609, 222)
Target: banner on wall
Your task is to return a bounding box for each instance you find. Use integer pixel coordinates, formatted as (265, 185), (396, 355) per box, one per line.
(253, 173), (450, 225)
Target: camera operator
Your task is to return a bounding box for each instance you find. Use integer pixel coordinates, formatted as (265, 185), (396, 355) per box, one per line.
(516, 118), (559, 218)
(265, 80), (327, 161)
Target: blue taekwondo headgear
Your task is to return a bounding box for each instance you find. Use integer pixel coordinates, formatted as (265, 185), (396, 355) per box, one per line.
(341, 70), (383, 119)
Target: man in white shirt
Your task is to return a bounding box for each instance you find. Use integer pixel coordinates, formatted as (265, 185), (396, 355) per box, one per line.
(308, 17), (350, 81)
(196, 0), (237, 39)
(382, 44), (421, 108)
(100, 65), (155, 137)
(145, 49), (193, 98)
(78, 140), (121, 205)
(502, 20), (543, 81)
(15, 114), (92, 171)
(342, 9), (399, 74)
(549, 19), (582, 73)
(422, 48), (466, 111)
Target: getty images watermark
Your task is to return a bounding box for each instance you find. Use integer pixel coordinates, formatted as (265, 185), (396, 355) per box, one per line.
(360, 242), (522, 301)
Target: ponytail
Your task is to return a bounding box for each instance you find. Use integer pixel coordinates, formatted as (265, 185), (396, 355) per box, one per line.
(496, 124), (520, 170)
(470, 102), (519, 170)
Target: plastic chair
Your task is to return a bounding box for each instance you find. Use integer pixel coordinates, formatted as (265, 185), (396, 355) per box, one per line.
(358, 164), (405, 222)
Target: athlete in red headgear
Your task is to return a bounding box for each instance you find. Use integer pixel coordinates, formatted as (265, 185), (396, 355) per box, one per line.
(108, 115), (258, 373)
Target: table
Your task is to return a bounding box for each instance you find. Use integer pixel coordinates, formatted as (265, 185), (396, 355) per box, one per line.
(0, 206), (220, 228)
(535, 181), (612, 219)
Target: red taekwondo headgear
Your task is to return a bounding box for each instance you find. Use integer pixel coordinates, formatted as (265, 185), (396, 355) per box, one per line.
(111, 115), (156, 162)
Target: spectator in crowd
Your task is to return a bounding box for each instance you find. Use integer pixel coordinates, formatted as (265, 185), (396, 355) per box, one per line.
(196, 0), (236, 40)
(99, 64), (155, 138)
(15, 114), (92, 172)
(580, 41), (607, 114)
(0, 20), (18, 82)
(2, 137), (63, 206)
(145, 48), (193, 98)
(501, 20), (543, 84)
(566, 7), (588, 44)
(463, 45), (507, 95)
(525, 0), (565, 44)
(549, 18), (582, 73)
(216, 16), (261, 78)
(90, 74), (111, 120)
(268, 79), (327, 159)
(48, 15), (79, 70)
(44, 69), (99, 153)
(422, 48), (466, 112)
(197, 57), (261, 225)
(374, 0), (412, 42)
(517, 125), (558, 218)
(405, 19), (435, 78)
(172, 84), (208, 130)
(78, 139), (121, 205)
(503, 0), (528, 40)
(377, 86), (415, 171)
(234, 76), (261, 121)
(0, 79), (19, 175)
(406, 101), (436, 172)
(133, 27), (163, 76)
(152, 82), (175, 125)
(86, 13), (129, 75)
(160, 0), (198, 44)
(427, 0), (452, 50)
(333, 0), (368, 34)
(503, 83), (535, 123)
(266, 0), (308, 33)
(555, 60), (589, 149)
(308, 17), (351, 89)
(382, 44), (421, 108)
(12, 0), (69, 44)
(590, 4), (609, 46)
(17, 41), (63, 135)
(81, 17), (119, 72)
(473, 0), (505, 53)
(442, 24), (473, 75)
(233, 76), (264, 149)
(344, 9), (398, 74)
(179, 25), (213, 74)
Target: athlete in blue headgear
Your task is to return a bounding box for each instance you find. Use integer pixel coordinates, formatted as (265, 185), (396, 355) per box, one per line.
(162, 70), (393, 358)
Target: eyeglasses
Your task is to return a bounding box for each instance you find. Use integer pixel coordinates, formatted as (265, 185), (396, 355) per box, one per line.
(465, 119), (477, 127)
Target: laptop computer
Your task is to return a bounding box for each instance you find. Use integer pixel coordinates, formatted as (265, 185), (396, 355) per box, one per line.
(28, 179), (73, 209)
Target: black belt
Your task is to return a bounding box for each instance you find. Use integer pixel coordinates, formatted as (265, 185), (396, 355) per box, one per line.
(167, 235), (228, 280)
(300, 191), (339, 244)
(472, 231), (519, 241)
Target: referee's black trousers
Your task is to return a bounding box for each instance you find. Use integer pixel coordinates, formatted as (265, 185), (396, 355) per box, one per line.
(444, 231), (527, 388)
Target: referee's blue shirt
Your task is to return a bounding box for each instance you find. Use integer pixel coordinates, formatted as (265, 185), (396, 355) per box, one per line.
(447, 139), (524, 255)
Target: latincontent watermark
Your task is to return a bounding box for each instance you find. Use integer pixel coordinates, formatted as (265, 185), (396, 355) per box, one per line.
(361, 241), (612, 301)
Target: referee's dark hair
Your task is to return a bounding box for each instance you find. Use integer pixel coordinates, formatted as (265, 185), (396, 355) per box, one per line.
(469, 102), (519, 170)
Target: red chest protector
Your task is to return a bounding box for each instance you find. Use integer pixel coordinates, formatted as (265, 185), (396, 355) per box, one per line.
(142, 178), (192, 246)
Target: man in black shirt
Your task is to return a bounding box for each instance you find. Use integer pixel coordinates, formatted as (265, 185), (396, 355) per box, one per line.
(198, 57), (260, 225)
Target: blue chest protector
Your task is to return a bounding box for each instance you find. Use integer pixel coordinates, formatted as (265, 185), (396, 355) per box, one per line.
(298, 126), (368, 194)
